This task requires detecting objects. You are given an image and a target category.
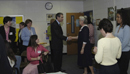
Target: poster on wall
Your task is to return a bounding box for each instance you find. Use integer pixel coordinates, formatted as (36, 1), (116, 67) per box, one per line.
(108, 7), (115, 21)
(46, 14), (56, 23)
(84, 10), (93, 24)
(0, 15), (24, 42)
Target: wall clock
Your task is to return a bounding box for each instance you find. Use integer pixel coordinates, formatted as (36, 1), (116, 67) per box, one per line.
(45, 2), (53, 10)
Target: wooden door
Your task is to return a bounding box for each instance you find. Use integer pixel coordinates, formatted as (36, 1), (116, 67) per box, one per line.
(66, 13), (84, 55)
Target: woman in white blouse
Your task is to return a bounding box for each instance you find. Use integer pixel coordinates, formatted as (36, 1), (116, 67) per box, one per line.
(94, 19), (122, 74)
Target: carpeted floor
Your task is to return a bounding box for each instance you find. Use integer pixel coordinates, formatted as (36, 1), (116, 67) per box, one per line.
(20, 55), (130, 74)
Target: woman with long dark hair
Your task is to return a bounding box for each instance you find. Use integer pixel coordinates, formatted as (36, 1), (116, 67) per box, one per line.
(5, 40), (16, 68)
(22, 35), (49, 74)
(115, 8), (130, 74)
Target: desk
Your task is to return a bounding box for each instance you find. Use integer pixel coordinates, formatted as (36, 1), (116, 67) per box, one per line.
(39, 42), (47, 45)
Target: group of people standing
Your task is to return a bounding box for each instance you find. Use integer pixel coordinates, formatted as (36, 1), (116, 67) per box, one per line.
(0, 16), (49, 74)
(47, 8), (130, 74)
(47, 13), (95, 74)
(0, 8), (130, 74)
(94, 8), (130, 74)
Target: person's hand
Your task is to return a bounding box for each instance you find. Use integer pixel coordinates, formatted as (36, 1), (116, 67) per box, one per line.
(80, 48), (84, 54)
(43, 52), (48, 55)
(16, 42), (18, 46)
(67, 36), (72, 41)
(7, 40), (11, 43)
(37, 56), (41, 60)
(93, 46), (97, 54)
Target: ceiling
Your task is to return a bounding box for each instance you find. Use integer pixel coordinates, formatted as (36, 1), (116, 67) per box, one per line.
(0, 0), (85, 1)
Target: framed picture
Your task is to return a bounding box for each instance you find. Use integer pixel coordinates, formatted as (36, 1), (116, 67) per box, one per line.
(108, 7), (115, 21)
(46, 14), (56, 22)
(84, 10), (93, 24)
(96, 19), (100, 26)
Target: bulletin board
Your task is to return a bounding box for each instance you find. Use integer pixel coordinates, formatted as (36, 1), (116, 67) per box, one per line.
(0, 15), (24, 42)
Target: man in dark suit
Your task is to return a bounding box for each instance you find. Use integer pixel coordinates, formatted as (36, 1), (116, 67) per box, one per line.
(0, 16), (16, 53)
(0, 34), (12, 74)
(51, 13), (71, 72)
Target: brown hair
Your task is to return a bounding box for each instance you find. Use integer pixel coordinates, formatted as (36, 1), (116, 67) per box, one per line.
(4, 40), (16, 62)
(50, 19), (55, 24)
(28, 35), (39, 49)
(25, 19), (32, 26)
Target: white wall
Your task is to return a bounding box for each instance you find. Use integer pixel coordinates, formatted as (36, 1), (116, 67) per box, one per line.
(0, 1), (83, 53)
(83, 0), (130, 45)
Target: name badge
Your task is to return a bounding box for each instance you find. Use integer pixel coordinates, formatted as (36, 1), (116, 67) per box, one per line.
(9, 32), (13, 35)
(38, 51), (41, 53)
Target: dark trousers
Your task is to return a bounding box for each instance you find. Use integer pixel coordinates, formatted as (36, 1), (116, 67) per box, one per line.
(21, 45), (27, 62)
(51, 48), (63, 71)
(50, 41), (54, 63)
(10, 42), (17, 54)
(100, 63), (120, 74)
(21, 45), (27, 54)
(118, 51), (130, 74)
(18, 44), (23, 55)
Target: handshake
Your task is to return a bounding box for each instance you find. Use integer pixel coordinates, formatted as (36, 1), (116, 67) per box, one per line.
(67, 36), (72, 41)
(67, 36), (78, 41)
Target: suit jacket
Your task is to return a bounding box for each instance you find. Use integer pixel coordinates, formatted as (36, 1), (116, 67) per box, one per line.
(0, 34), (12, 74)
(0, 26), (16, 44)
(51, 20), (67, 49)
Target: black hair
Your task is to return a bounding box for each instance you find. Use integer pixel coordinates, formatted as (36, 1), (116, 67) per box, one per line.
(98, 18), (113, 33)
(117, 8), (130, 27)
(55, 12), (63, 19)
(87, 16), (93, 24)
(28, 35), (39, 49)
(3, 16), (12, 24)
(19, 22), (26, 27)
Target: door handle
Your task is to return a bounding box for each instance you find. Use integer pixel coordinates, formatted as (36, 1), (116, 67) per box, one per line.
(67, 23), (71, 24)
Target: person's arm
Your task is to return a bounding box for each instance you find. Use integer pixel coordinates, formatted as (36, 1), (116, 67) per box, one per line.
(80, 44), (86, 54)
(117, 40), (122, 59)
(21, 29), (30, 41)
(40, 45), (49, 55)
(32, 27), (36, 35)
(95, 40), (104, 64)
(71, 36), (78, 39)
(27, 47), (41, 61)
(51, 23), (67, 41)
(121, 26), (130, 50)
(47, 26), (51, 36)
(12, 28), (16, 42)
(81, 27), (89, 54)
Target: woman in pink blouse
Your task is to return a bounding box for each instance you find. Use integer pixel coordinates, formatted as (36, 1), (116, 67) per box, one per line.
(87, 16), (95, 50)
(22, 35), (49, 74)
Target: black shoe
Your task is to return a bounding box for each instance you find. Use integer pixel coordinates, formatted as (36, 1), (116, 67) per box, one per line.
(60, 69), (66, 72)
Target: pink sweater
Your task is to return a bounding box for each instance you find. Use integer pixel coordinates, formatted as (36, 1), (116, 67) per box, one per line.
(27, 45), (49, 64)
(88, 24), (95, 44)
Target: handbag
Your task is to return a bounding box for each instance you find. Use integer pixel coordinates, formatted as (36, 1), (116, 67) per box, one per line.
(37, 52), (54, 74)
(42, 55), (54, 73)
